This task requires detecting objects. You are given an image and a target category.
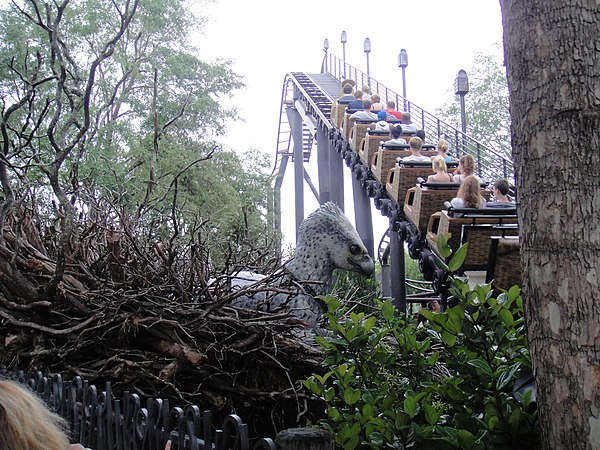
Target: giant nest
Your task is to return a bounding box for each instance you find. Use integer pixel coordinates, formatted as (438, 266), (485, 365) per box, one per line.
(0, 202), (377, 438)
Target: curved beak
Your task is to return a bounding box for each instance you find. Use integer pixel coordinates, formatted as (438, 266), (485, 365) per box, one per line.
(349, 255), (375, 277)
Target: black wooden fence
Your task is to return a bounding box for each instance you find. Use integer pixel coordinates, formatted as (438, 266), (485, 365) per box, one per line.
(6, 370), (276, 450)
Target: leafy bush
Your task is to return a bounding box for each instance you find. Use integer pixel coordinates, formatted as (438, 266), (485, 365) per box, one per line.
(304, 256), (537, 449)
(330, 268), (382, 315)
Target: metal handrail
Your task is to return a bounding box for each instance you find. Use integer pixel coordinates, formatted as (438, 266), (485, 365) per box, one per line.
(321, 53), (514, 182)
(288, 72), (334, 128)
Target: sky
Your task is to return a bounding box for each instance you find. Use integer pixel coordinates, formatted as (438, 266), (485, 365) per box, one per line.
(195, 0), (505, 247)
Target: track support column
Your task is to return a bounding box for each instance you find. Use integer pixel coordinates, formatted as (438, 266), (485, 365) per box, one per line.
(286, 102), (304, 238)
(351, 175), (374, 258)
(389, 221), (407, 314)
(316, 124), (331, 205)
(329, 140), (345, 211)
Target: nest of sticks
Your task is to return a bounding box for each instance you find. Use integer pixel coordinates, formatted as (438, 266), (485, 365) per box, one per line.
(0, 216), (328, 438)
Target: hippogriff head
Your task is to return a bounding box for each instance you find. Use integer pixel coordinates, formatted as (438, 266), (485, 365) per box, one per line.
(298, 202), (375, 277)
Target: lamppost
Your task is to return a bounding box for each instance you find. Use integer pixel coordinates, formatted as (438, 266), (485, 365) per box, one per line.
(398, 48), (408, 110)
(364, 37), (371, 87)
(454, 69), (469, 135)
(341, 30), (347, 78)
(322, 38), (329, 73)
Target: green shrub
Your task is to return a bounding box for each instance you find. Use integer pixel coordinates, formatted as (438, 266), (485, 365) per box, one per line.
(304, 246), (537, 449)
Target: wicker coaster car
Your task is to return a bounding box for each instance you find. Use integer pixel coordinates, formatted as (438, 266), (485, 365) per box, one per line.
(426, 205), (518, 272)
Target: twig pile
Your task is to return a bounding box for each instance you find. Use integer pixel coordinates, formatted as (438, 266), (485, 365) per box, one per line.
(0, 218), (327, 437)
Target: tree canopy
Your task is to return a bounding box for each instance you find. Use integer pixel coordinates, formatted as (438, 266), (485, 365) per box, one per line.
(0, 0), (277, 273)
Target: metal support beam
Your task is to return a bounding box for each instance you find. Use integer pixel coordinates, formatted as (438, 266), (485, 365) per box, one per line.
(389, 222), (407, 314)
(329, 140), (345, 210)
(273, 155), (289, 234)
(286, 103), (305, 238)
(316, 125), (331, 205)
(351, 175), (374, 258)
(303, 168), (320, 204)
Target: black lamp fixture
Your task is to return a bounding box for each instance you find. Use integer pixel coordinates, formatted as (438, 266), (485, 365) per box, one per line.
(454, 69), (469, 96)
(454, 69), (469, 135)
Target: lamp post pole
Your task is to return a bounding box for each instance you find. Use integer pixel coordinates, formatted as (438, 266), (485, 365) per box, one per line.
(454, 69), (469, 154)
(454, 69), (469, 135)
(398, 49), (408, 110)
(363, 37), (371, 88)
(341, 31), (347, 78)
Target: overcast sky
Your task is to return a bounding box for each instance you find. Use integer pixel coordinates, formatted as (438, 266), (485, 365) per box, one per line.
(197, 1), (505, 247)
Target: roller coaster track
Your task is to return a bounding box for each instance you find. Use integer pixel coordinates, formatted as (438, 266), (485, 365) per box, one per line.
(277, 56), (513, 181)
(273, 72), (338, 174)
(275, 55), (517, 309)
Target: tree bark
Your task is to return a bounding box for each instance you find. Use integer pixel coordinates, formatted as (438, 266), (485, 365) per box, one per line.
(500, 1), (600, 449)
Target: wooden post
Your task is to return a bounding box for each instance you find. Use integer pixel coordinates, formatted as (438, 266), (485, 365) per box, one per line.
(275, 428), (333, 450)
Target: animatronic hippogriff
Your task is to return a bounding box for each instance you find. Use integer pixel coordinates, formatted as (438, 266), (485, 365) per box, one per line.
(231, 202), (375, 329)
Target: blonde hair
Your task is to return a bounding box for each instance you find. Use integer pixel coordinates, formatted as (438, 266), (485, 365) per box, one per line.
(432, 155), (447, 173)
(459, 154), (475, 176)
(0, 380), (70, 450)
(457, 175), (483, 208)
(361, 85), (371, 94)
(437, 139), (449, 155)
(409, 136), (423, 151)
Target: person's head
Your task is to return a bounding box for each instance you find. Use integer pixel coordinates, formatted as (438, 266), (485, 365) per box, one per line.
(342, 83), (353, 95)
(377, 110), (388, 121)
(459, 154), (475, 176)
(362, 85), (371, 94)
(494, 178), (511, 197)
(387, 100), (396, 110)
(353, 90), (363, 100)
(416, 129), (426, 141)
(0, 379), (70, 450)
(409, 136), (423, 152)
(342, 79), (356, 88)
(431, 155), (447, 174)
(401, 111), (412, 124)
(437, 139), (449, 155)
(371, 93), (381, 103)
(390, 125), (403, 139)
(362, 99), (373, 110)
(457, 175), (482, 208)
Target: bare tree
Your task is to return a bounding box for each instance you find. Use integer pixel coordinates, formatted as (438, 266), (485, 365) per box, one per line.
(500, 1), (600, 448)
(1, 0), (139, 300)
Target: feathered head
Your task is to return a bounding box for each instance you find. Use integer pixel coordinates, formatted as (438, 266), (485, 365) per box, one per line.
(291, 202), (375, 285)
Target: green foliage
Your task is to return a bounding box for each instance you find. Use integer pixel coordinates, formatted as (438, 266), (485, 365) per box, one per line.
(0, 0), (275, 268)
(304, 281), (537, 449)
(330, 268), (381, 315)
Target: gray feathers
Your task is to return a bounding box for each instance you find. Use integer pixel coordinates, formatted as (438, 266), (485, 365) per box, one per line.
(230, 202), (375, 329)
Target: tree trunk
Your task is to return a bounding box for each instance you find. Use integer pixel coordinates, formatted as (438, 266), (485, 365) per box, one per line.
(500, 1), (600, 449)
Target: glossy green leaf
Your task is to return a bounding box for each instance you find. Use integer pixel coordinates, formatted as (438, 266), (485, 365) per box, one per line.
(496, 362), (521, 390)
(437, 233), (453, 259)
(499, 308), (514, 327)
(404, 395), (419, 418)
(381, 301), (395, 321)
(467, 358), (493, 376)
(448, 242), (469, 272)
(343, 387), (361, 405)
(423, 402), (439, 425)
(441, 330), (458, 346)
